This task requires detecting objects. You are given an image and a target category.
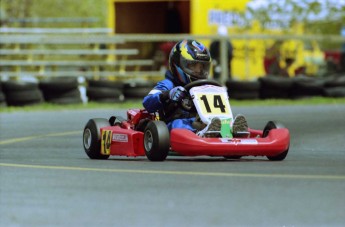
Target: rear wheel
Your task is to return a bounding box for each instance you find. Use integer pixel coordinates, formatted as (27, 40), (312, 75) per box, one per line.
(83, 118), (110, 159)
(263, 121), (289, 161)
(144, 121), (170, 161)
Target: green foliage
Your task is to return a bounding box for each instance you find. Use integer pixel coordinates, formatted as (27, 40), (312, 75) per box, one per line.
(247, 0), (345, 36)
(1, 0), (108, 27)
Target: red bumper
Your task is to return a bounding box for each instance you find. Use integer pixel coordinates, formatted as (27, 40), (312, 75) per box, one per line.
(102, 126), (145, 157)
(170, 128), (290, 157)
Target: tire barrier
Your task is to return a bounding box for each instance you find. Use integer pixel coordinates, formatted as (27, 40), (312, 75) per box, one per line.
(39, 78), (82, 104)
(323, 75), (345, 97)
(0, 82), (7, 107)
(1, 74), (344, 107)
(2, 81), (44, 106)
(258, 76), (293, 99)
(225, 79), (260, 100)
(226, 74), (345, 100)
(123, 80), (155, 99)
(289, 76), (325, 99)
(86, 79), (124, 103)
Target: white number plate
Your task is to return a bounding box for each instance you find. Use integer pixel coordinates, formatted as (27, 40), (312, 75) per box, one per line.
(190, 85), (233, 124)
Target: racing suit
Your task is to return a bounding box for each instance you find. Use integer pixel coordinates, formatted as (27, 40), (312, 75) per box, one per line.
(142, 70), (196, 132)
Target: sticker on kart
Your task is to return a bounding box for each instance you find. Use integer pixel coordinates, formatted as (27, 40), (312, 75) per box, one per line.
(220, 138), (258, 145)
(112, 133), (128, 142)
(101, 130), (112, 155)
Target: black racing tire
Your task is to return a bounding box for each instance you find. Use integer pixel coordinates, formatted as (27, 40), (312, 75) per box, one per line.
(259, 76), (293, 99)
(290, 76), (324, 99)
(47, 96), (83, 105)
(144, 121), (170, 161)
(225, 79), (260, 91)
(0, 90), (6, 102)
(323, 87), (345, 97)
(124, 80), (156, 89)
(87, 79), (124, 89)
(123, 80), (155, 99)
(259, 76), (293, 90)
(226, 80), (260, 100)
(5, 89), (43, 106)
(124, 87), (153, 99)
(39, 78), (79, 93)
(259, 88), (290, 99)
(324, 75), (345, 87)
(228, 90), (259, 100)
(43, 89), (81, 100)
(83, 118), (110, 159)
(2, 81), (39, 92)
(87, 87), (123, 99)
(44, 88), (82, 104)
(263, 121), (289, 161)
(89, 97), (125, 103)
(0, 88), (7, 107)
(0, 82), (6, 106)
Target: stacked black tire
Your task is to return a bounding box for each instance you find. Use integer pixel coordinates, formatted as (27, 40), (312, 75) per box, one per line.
(123, 80), (156, 100)
(1, 75), (344, 108)
(258, 76), (294, 99)
(226, 75), (345, 100)
(225, 79), (260, 100)
(39, 77), (82, 104)
(0, 82), (6, 107)
(323, 75), (345, 97)
(2, 81), (44, 106)
(289, 76), (325, 99)
(86, 79), (125, 103)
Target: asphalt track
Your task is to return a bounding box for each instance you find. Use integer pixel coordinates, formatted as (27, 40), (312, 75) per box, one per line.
(1, 104), (345, 227)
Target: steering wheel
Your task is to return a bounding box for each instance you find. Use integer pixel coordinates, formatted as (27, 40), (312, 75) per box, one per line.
(181, 79), (222, 111)
(184, 79), (221, 91)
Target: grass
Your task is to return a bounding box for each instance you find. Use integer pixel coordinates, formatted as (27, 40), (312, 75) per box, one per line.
(1, 97), (345, 113)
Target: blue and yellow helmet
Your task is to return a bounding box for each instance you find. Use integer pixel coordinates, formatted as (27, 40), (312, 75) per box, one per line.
(169, 40), (211, 85)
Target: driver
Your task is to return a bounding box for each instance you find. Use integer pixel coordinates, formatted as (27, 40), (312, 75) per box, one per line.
(143, 39), (248, 137)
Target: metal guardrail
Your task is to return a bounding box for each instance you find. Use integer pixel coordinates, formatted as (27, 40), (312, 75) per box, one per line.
(0, 71), (163, 78)
(0, 34), (126, 44)
(0, 27), (113, 34)
(6, 17), (100, 23)
(0, 60), (154, 67)
(0, 49), (139, 55)
(2, 33), (345, 43)
(1, 32), (345, 82)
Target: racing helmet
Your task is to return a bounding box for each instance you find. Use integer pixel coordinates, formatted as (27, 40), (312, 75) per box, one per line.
(169, 40), (211, 85)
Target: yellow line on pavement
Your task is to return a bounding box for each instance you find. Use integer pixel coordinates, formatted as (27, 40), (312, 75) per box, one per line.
(0, 131), (80, 145)
(1, 163), (344, 180)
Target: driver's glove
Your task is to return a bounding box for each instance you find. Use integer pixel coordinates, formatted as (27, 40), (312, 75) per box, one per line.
(169, 86), (186, 102)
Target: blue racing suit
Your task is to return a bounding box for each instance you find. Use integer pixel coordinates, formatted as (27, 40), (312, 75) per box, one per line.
(142, 70), (196, 132)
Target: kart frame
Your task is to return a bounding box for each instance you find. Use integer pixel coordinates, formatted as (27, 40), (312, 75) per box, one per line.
(83, 108), (290, 161)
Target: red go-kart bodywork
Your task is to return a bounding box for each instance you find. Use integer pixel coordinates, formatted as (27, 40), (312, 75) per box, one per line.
(83, 108), (290, 161)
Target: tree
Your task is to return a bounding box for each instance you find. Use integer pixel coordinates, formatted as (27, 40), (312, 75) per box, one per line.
(246, 0), (345, 49)
(246, 0), (345, 35)
(0, 0), (107, 27)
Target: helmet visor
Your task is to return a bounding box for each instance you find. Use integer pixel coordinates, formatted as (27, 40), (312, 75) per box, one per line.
(180, 59), (210, 80)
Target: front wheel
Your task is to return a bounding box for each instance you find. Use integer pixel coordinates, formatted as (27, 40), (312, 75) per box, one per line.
(83, 118), (110, 159)
(263, 121), (289, 161)
(144, 121), (170, 161)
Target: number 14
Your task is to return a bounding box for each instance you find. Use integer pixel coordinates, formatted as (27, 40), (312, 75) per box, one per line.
(200, 94), (226, 113)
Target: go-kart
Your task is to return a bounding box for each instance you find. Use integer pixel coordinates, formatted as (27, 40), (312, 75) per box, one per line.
(83, 79), (290, 161)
